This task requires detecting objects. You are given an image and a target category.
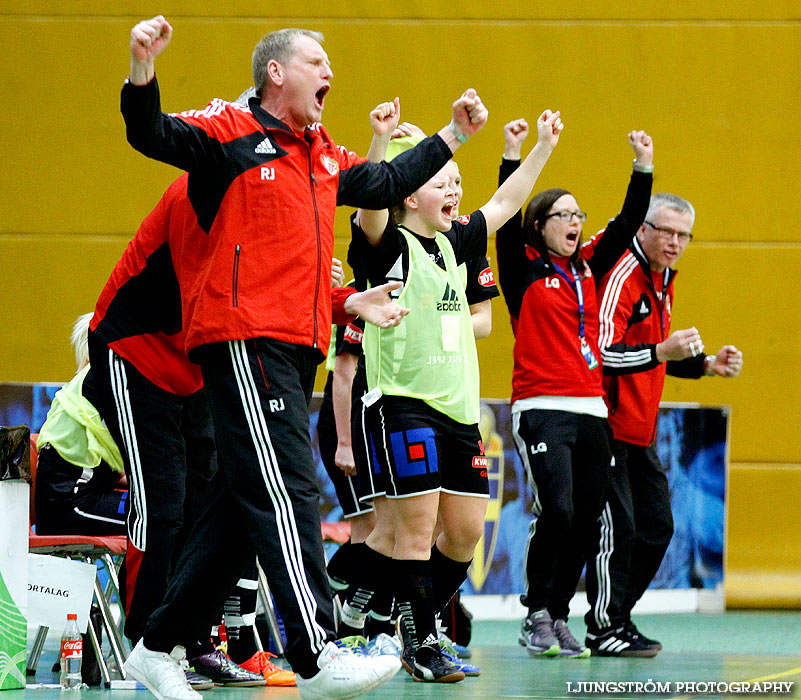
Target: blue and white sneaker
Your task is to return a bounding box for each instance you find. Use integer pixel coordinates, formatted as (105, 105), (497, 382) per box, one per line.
(451, 641), (471, 658)
(438, 634), (480, 676)
(437, 630), (471, 658)
(367, 633), (401, 659)
(334, 635), (368, 656)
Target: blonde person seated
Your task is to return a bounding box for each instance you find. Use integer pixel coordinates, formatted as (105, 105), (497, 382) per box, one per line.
(36, 313), (127, 536)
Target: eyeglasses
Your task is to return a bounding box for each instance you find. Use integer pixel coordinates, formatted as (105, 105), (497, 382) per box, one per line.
(546, 210), (587, 223)
(645, 221), (693, 243)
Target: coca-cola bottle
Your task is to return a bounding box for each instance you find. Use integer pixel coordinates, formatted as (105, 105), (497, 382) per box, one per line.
(59, 613), (82, 689)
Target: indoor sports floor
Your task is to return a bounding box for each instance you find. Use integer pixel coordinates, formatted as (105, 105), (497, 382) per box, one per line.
(14, 611), (801, 699)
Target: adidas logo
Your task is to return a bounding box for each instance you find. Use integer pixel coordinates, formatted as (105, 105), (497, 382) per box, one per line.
(436, 284), (462, 311)
(255, 137), (275, 154)
(640, 301), (648, 314)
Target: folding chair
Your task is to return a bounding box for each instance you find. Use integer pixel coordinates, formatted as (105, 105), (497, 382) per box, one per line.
(26, 434), (129, 685)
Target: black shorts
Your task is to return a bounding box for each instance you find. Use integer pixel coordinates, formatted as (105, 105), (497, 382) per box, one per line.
(365, 395), (489, 499)
(350, 364), (383, 503)
(317, 369), (376, 518)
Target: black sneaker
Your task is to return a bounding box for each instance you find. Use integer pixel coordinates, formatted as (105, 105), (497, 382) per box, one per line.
(625, 621), (662, 651)
(585, 627), (659, 658)
(188, 648), (267, 686)
(410, 645), (465, 683)
(395, 615), (416, 676)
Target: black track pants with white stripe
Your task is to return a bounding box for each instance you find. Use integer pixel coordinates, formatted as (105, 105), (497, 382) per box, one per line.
(144, 338), (335, 679)
(87, 332), (216, 645)
(585, 440), (674, 633)
(512, 409), (612, 620)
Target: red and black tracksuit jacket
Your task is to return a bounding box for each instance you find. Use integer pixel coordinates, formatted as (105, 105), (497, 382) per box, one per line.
(495, 159), (653, 404)
(91, 173), (361, 393)
(121, 79), (453, 357)
(90, 175), (202, 396)
(597, 237), (704, 446)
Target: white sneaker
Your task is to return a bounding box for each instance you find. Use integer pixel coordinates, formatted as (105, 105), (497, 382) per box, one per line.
(296, 640), (401, 700)
(124, 639), (202, 700)
(367, 633), (402, 659)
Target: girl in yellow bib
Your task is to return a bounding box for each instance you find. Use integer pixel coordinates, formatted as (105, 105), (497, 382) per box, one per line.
(344, 97), (563, 682)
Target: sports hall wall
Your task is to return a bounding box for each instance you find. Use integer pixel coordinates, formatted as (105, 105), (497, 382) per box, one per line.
(1, 3), (799, 606)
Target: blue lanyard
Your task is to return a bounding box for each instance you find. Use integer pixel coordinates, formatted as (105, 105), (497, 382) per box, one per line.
(550, 260), (585, 339)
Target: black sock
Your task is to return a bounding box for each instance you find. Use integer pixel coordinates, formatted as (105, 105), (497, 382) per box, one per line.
(224, 563), (258, 663)
(327, 540), (367, 593)
(338, 545), (392, 638)
(430, 544), (471, 616)
(364, 592), (395, 638)
(393, 558), (437, 651)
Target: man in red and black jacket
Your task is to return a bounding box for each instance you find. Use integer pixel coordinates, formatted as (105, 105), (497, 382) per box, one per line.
(89, 168), (413, 666)
(120, 16), (488, 700)
(586, 193), (742, 656)
(89, 167), (390, 664)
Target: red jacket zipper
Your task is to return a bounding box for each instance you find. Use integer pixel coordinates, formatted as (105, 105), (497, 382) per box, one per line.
(306, 138), (322, 349)
(232, 244), (241, 307)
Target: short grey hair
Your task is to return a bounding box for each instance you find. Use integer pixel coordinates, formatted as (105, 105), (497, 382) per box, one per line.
(252, 28), (324, 97)
(71, 312), (93, 371)
(646, 192), (696, 229)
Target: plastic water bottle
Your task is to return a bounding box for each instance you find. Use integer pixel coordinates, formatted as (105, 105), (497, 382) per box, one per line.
(60, 613), (82, 689)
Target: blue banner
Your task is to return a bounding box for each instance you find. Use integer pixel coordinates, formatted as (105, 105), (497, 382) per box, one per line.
(2, 383), (726, 594)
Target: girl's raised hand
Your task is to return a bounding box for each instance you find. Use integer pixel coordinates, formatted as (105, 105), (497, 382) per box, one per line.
(452, 89), (489, 139)
(536, 110), (564, 151)
(369, 97), (401, 138)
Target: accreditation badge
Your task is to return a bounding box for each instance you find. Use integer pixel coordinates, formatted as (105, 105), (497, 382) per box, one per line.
(580, 338), (599, 370)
